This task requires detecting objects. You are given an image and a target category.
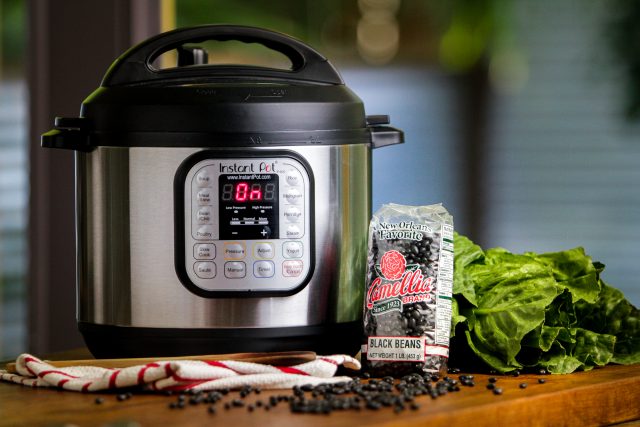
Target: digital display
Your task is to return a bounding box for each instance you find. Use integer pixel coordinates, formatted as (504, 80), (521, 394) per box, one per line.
(218, 174), (279, 240)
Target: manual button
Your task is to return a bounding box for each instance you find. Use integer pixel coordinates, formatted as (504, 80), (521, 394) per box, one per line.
(224, 261), (246, 278)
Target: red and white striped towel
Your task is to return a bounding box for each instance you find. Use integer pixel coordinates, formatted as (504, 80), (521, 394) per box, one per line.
(0, 354), (360, 392)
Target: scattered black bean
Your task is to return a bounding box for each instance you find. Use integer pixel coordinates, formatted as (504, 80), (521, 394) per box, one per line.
(488, 377), (498, 383)
(177, 401), (185, 409)
(538, 378), (546, 384)
(208, 405), (216, 414)
(224, 402), (231, 410)
(519, 383), (528, 389)
(232, 399), (245, 407)
(486, 383), (495, 390)
(116, 394), (127, 402)
(168, 402), (177, 409)
(247, 404), (255, 412)
(493, 388), (503, 395)
(94, 397), (104, 404)
(538, 368), (548, 375)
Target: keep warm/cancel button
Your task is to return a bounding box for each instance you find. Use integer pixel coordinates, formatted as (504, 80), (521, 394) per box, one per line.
(282, 260), (303, 277)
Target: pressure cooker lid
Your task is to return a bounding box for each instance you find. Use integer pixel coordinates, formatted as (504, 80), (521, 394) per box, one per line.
(43, 25), (403, 151)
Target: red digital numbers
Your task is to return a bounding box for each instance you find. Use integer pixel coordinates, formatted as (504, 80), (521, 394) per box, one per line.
(234, 182), (262, 201)
(221, 180), (276, 203)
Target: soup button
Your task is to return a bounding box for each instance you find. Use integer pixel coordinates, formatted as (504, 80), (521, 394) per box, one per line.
(283, 260), (303, 277)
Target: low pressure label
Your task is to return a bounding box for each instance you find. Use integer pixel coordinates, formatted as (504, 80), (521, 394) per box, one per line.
(366, 336), (426, 362)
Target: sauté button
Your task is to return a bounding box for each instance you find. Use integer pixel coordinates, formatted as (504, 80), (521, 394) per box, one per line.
(196, 207), (212, 224)
(283, 188), (302, 205)
(194, 243), (216, 260)
(284, 206), (302, 223)
(283, 241), (303, 258)
(254, 243), (275, 259)
(224, 261), (246, 279)
(196, 170), (211, 187)
(283, 260), (304, 277)
(197, 189), (212, 205)
(224, 243), (246, 259)
(195, 225), (214, 240)
(254, 261), (275, 278)
(194, 261), (216, 279)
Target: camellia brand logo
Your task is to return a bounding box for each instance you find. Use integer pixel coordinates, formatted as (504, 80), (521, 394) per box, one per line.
(367, 250), (433, 311)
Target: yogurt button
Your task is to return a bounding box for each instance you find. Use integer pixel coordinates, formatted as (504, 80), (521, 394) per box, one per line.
(196, 170), (211, 187)
(285, 170), (302, 186)
(195, 225), (214, 240)
(285, 225), (302, 239)
(284, 206), (302, 223)
(254, 261), (275, 278)
(194, 261), (216, 279)
(283, 241), (303, 258)
(254, 243), (275, 259)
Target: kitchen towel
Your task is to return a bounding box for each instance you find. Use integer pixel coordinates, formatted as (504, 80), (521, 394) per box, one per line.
(0, 354), (360, 392)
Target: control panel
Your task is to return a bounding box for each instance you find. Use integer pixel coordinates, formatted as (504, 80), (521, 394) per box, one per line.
(177, 152), (313, 295)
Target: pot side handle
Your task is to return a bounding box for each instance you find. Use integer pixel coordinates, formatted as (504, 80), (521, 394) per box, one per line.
(101, 24), (344, 87)
(367, 115), (404, 149)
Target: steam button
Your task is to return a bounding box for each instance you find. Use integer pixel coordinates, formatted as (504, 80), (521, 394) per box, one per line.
(285, 225), (302, 239)
(194, 262), (216, 279)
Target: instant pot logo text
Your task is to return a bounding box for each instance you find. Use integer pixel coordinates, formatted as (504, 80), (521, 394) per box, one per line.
(220, 162), (276, 173)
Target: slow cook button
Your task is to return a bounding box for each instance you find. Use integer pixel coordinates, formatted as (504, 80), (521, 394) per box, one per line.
(224, 261), (246, 279)
(254, 261), (275, 278)
(197, 189), (212, 205)
(254, 243), (274, 259)
(195, 225), (214, 240)
(283, 260), (303, 277)
(196, 207), (212, 224)
(282, 241), (303, 259)
(224, 242), (246, 259)
(283, 206), (302, 223)
(285, 170), (302, 186)
(194, 243), (216, 260)
(285, 225), (302, 238)
(282, 188), (303, 205)
(196, 170), (211, 187)
(194, 261), (216, 279)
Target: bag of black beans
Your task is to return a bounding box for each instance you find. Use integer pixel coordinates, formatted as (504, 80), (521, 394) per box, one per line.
(362, 203), (454, 377)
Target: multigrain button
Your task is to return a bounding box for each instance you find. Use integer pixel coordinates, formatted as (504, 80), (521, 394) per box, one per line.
(283, 206), (302, 223)
(283, 260), (303, 277)
(285, 224), (302, 238)
(196, 207), (212, 224)
(194, 262), (216, 279)
(254, 261), (275, 278)
(283, 241), (303, 258)
(224, 243), (245, 259)
(197, 188), (212, 205)
(285, 170), (302, 186)
(194, 243), (216, 260)
(224, 261), (246, 278)
(282, 188), (302, 205)
(254, 243), (274, 259)
(196, 170), (212, 187)
(195, 225), (214, 240)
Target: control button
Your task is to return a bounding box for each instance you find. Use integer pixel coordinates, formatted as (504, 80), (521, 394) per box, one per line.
(224, 261), (246, 279)
(196, 170), (212, 187)
(283, 241), (303, 259)
(254, 243), (275, 259)
(224, 242), (246, 259)
(197, 188), (212, 205)
(195, 225), (214, 240)
(194, 243), (216, 260)
(196, 207), (212, 224)
(254, 261), (275, 278)
(259, 226), (273, 238)
(285, 170), (302, 186)
(283, 188), (303, 205)
(284, 206), (302, 223)
(194, 261), (216, 279)
(283, 260), (304, 277)
(285, 224), (302, 239)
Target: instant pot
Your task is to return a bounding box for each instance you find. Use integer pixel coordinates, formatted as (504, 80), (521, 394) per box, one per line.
(42, 25), (403, 358)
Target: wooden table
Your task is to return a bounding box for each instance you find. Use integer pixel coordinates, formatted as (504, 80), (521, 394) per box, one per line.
(1, 350), (639, 427)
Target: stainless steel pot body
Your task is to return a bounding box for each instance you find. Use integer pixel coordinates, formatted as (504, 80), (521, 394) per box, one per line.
(76, 145), (371, 329)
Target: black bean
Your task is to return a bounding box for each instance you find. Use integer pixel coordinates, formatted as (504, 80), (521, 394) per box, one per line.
(232, 399), (245, 407)
(493, 388), (503, 395)
(538, 368), (548, 375)
(117, 394), (127, 402)
(168, 402), (177, 409)
(486, 383), (495, 390)
(224, 402), (231, 410)
(177, 401), (185, 409)
(95, 397), (104, 404)
(519, 383), (528, 389)
(247, 404), (255, 412)
(538, 378), (546, 384)
(208, 405), (216, 414)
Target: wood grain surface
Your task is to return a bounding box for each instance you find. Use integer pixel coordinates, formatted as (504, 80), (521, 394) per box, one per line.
(1, 358), (639, 427)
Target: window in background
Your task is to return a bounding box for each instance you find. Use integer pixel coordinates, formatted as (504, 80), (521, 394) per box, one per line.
(0, 0), (27, 359)
(485, 0), (640, 305)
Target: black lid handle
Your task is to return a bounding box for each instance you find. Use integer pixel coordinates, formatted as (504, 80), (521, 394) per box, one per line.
(102, 25), (344, 87)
